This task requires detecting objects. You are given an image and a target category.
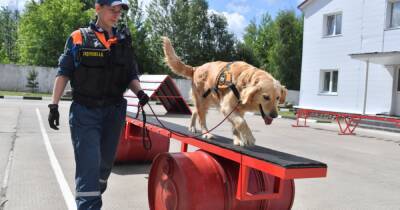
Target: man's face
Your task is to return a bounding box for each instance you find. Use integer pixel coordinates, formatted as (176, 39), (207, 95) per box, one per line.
(96, 4), (122, 27)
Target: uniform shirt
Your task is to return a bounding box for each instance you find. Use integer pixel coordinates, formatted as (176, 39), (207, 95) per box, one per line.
(57, 22), (140, 82)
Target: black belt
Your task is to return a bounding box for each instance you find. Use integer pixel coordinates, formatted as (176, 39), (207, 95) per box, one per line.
(72, 92), (123, 108)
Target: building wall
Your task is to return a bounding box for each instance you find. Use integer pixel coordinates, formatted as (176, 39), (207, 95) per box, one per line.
(300, 0), (398, 114)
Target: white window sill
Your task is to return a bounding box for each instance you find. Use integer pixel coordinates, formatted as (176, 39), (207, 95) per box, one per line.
(318, 92), (338, 96)
(322, 34), (342, 38)
(385, 26), (400, 31)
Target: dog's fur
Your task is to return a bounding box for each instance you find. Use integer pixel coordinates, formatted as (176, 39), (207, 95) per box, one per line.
(162, 37), (287, 146)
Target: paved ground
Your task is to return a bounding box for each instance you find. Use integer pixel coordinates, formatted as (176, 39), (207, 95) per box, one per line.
(0, 99), (399, 210)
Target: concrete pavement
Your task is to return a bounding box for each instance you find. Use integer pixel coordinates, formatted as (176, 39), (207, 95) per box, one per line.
(0, 99), (399, 210)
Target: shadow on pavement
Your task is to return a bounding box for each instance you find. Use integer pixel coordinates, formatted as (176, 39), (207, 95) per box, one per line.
(112, 163), (152, 176)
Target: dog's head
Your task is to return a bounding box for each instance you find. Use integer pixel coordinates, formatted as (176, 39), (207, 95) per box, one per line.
(241, 72), (286, 125)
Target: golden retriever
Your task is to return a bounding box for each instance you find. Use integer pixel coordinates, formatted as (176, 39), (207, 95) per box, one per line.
(162, 37), (287, 146)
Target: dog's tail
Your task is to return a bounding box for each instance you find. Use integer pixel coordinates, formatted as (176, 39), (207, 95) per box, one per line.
(162, 37), (194, 79)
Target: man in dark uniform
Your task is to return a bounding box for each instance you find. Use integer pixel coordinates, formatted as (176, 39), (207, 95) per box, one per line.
(47, 0), (149, 209)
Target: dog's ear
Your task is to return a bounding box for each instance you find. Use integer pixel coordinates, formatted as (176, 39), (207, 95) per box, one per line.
(241, 86), (261, 105)
(280, 85), (287, 104)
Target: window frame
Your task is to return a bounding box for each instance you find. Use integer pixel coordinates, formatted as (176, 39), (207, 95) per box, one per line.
(319, 70), (339, 95)
(323, 12), (343, 37)
(387, 0), (400, 29)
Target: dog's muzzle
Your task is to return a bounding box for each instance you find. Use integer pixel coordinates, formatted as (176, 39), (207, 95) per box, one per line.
(259, 105), (277, 125)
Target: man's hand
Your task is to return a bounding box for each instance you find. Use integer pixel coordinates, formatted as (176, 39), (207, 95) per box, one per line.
(137, 90), (149, 106)
(48, 104), (60, 130)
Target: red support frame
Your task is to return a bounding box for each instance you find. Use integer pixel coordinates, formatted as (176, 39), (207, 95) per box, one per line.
(292, 109), (310, 127)
(293, 108), (400, 135)
(126, 116), (327, 201)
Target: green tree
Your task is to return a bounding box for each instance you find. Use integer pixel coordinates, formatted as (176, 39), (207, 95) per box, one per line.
(0, 7), (19, 63)
(145, 0), (237, 75)
(80, 0), (94, 11)
(241, 10), (303, 90)
(268, 11), (303, 90)
(124, 0), (164, 75)
(26, 69), (39, 92)
(242, 14), (274, 69)
(234, 42), (259, 66)
(17, 0), (93, 66)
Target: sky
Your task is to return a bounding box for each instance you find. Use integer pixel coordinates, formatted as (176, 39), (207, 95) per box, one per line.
(0, 0), (305, 39)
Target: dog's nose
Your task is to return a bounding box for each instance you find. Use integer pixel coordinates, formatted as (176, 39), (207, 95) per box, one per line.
(270, 111), (278, 119)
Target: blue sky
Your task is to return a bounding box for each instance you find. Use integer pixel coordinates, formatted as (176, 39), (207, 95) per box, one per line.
(0, 0), (304, 39)
(207, 0), (303, 38)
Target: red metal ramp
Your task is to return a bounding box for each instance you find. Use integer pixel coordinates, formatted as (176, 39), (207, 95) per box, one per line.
(124, 75), (192, 115)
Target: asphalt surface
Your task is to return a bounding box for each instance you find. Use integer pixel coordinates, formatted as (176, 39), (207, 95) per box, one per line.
(1, 99), (400, 210)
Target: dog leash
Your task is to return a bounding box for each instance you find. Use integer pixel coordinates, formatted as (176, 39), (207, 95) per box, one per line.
(135, 105), (152, 151)
(144, 101), (241, 139)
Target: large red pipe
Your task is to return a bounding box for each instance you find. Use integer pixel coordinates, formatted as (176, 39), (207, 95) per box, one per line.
(148, 151), (295, 210)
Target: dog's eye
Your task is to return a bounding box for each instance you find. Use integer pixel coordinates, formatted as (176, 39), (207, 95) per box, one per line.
(263, 95), (270, 101)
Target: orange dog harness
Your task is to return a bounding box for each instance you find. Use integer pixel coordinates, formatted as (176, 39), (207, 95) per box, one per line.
(202, 62), (241, 101)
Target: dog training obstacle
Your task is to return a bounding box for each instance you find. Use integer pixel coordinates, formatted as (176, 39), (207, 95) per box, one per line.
(115, 75), (191, 162)
(293, 108), (400, 135)
(124, 75), (191, 115)
(124, 112), (327, 210)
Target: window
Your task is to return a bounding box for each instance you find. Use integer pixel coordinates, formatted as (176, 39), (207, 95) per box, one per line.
(324, 13), (342, 36)
(320, 70), (338, 94)
(388, 0), (400, 28)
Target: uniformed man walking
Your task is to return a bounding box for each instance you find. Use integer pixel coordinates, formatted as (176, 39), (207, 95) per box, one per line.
(48, 0), (149, 209)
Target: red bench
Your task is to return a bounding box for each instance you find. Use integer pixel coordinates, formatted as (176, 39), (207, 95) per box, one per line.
(293, 108), (400, 135)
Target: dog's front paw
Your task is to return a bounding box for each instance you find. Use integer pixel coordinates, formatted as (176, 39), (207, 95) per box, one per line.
(188, 126), (197, 133)
(234, 139), (244, 146)
(202, 133), (214, 139)
(242, 134), (256, 146)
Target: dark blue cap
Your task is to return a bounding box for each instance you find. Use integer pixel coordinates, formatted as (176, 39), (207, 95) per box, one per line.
(96, 0), (129, 10)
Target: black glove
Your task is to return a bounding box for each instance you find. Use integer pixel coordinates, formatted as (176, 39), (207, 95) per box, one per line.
(137, 90), (149, 106)
(48, 104), (60, 130)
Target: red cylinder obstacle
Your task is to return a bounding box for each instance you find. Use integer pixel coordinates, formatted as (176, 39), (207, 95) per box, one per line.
(148, 150), (295, 210)
(115, 122), (170, 163)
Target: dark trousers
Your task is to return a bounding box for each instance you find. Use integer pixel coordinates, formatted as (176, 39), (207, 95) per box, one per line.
(69, 99), (126, 210)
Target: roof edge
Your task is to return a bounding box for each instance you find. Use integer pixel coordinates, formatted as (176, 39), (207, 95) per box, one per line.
(298, 0), (314, 10)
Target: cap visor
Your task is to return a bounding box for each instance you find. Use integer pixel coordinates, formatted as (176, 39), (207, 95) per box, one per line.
(111, 1), (129, 10)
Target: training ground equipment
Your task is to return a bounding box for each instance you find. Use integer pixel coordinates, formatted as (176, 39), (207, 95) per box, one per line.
(126, 112), (327, 210)
(116, 75), (328, 210)
(293, 108), (400, 135)
(124, 75), (191, 115)
(115, 75), (191, 162)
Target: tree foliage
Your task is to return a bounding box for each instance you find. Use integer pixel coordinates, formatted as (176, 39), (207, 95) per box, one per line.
(0, 7), (19, 63)
(242, 11), (303, 90)
(17, 0), (93, 66)
(4, 0), (303, 90)
(267, 11), (303, 90)
(145, 0), (237, 74)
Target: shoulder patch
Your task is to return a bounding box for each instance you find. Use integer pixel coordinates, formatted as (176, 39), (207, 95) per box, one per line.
(71, 30), (82, 45)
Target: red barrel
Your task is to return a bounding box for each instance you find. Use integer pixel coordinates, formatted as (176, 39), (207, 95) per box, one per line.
(216, 156), (295, 210)
(148, 151), (295, 210)
(115, 123), (170, 163)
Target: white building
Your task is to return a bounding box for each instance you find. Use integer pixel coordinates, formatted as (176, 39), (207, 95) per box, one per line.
(298, 0), (400, 116)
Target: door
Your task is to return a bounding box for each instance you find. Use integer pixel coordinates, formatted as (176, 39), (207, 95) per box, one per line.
(395, 68), (400, 116)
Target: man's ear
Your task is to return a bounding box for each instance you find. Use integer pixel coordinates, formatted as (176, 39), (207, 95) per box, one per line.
(280, 85), (287, 104)
(241, 86), (260, 105)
